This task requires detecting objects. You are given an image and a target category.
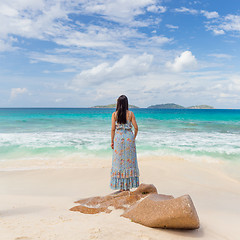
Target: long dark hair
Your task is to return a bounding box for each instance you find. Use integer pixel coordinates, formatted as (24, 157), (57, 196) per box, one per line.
(116, 95), (129, 124)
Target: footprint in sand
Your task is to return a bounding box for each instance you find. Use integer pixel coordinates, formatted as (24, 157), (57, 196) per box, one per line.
(89, 228), (101, 239)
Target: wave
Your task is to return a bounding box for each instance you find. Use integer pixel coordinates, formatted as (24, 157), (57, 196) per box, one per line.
(0, 130), (240, 162)
(1, 108), (240, 163)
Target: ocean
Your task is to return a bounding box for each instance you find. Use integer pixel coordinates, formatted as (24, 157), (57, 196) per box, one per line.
(0, 108), (240, 164)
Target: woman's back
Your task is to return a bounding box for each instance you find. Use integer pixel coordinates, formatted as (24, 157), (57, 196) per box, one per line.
(110, 95), (139, 191)
(115, 110), (132, 130)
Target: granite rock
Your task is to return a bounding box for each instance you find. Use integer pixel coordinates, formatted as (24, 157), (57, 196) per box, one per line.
(70, 183), (159, 213)
(122, 194), (200, 229)
(70, 183), (200, 229)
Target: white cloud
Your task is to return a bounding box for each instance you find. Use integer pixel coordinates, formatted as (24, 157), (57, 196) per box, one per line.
(1, 1), (239, 109)
(0, 0), (72, 48)
(53, 24), (139, 49)
(166, 24), (179, 30)
(0, 0), (165, 45)
(81, 0), (156, 25)
(0, 39), (14, 52)
(70, 53), (153, 90)
(174, 7), (198, 15)
(147, 5), (166, 13)
(208, 53), (233, 59)
(206, 14), (240, 35)
(0, 36), (18, 52)
(213, 29), (225, 35)
(220, 14), (240, 32)
(175, 8), (219, 19)
(227, 75), (240, 91)
(1, 0), (147, 52)
(166, 51), (197, 72)
(200, 10), (219, 19)
(207, 74), (240, 105)
(67, 62), (239, 108)
(30, 53), (82, 66)
(10, 87), (28, 99)
(0, 0), (171, 71)
(148, 36), (173, 45)
(0, 3), (19, 17)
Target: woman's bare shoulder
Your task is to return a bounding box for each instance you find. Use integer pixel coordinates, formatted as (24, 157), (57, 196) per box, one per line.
(128, 110), (134, 120)
(112, 111), (116, 118)
(129, 110), (134, 116)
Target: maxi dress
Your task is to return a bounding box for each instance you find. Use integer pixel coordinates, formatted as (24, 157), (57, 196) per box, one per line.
(110, 112), (140, 190)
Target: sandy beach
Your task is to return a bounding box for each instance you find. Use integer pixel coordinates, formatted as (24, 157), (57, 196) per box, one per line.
(1, 156), (240, 240)
(1, 0), (240, 238)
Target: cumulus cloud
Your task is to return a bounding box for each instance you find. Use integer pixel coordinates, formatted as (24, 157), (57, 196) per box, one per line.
(174, 7), (198, 15)
(220, 14), (240, 32)
(148, 35), (173, 45)
(166, 51), (197, 72)
(67, 64), (238, 108)
(10, 88), (28, 99)
(147, 5), (166, 13)
(70, 53), (153, 90)
(0, 0), (173, 73)
(213, 29), (225, 35)
(206, 14), (240, 35)
(200, 10), (219, 19)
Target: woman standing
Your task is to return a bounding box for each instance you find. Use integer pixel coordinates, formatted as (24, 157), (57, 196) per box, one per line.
(110, 95), (140, 191)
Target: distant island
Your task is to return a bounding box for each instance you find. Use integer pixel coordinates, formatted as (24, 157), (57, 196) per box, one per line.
(148, 103), (214, 109)
(147, 103), (185, 109)
(91, 103), (214, 109)
(187, 105), (214, 109)
(92, 104), (139, 108)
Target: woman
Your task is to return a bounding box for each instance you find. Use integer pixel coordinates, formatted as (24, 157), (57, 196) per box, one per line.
(110, 95), (140, 191)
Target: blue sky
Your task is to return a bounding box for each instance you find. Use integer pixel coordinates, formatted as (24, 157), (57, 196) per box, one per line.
(0, 0), (240, 108)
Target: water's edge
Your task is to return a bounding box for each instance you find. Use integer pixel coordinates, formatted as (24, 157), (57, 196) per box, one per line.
(0, 108), (240, 163)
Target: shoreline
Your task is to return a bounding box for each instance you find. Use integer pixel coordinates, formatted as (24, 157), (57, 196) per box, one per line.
(1, 155), (240, 239)
(0, 154), (239, 183)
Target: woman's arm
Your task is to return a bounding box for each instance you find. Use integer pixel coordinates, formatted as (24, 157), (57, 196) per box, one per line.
(131, 111), (138, 139)
(111, 112), (116, 149)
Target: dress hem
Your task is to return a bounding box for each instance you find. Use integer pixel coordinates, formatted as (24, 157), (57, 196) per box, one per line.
(110, 176), (139, 190)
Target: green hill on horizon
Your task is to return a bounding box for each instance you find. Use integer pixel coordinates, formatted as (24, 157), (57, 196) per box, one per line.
(147, 103), (215, 109)
(91, 103), (215, 109)
(187, 105), (214, 109)
(147, 103), (185, 109)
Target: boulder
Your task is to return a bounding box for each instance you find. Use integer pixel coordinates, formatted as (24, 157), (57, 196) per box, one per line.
(122, 194), (200, 229)
(70, 183), (200, 229)
(70, 183), (160, 214)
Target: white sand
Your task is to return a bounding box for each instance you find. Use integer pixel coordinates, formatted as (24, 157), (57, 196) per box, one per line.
(0, 156), (240, 240)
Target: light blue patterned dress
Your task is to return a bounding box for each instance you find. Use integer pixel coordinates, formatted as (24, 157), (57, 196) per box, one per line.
(110, 112), (140, 190)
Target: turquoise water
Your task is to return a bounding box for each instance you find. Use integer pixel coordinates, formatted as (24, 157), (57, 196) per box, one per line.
(0, 108), (240, 162)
